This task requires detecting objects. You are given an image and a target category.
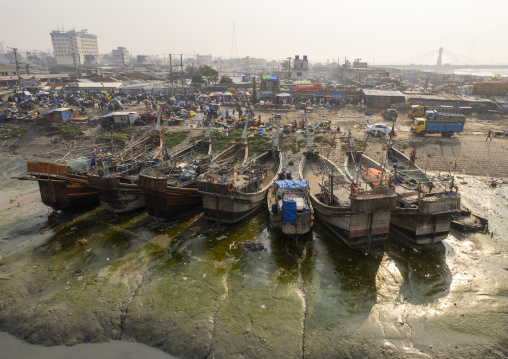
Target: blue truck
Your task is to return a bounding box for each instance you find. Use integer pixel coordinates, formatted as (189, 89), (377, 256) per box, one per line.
(411, 110), (466, 137)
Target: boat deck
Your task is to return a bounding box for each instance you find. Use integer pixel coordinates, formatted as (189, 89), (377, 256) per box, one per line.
(302, 155), (350, 206)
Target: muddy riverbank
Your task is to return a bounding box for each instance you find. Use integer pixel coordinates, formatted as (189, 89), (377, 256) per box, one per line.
(0, 152), (507, 358)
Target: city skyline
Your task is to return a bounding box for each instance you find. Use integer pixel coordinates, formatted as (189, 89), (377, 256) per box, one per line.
(1, 0), (508, 65)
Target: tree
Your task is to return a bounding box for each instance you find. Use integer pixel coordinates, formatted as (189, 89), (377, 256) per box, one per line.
(184, 65), (199, 79)
(281, 60), (290, 70)
(199, 65), (218, 83)
(191, 73), (205, 85)
(219, 75), (234, 84)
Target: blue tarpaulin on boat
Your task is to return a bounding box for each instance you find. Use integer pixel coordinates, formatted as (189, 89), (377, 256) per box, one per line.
(275, 179), (308, 189)
(42, 108), (57, 115)
(282, 199), (297, 222)
(61, 110), (71, 121)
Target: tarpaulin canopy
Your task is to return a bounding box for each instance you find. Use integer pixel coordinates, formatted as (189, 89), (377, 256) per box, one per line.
(331, 93), (343, 98)
(275, 179), (308, 189)
(61, 110), (71, 121)
(282, 199), (297, 222)
(313, 94), (324, 98)
(262, 93), (273, 97)
(101, 112), (116, 118)
(276, 93), (291, 97)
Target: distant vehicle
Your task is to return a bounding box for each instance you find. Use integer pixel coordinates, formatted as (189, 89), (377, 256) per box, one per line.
(407, 104), (459, 119)
(366, 123), (398, 136)
(410, 110), (465, 137)
(382, 109), (398, 121)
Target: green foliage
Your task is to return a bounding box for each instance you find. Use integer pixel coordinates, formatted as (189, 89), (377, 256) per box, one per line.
(210, 130), (272, 155)
(291, 142), (299, 154)
(248, 132), (273, 155)
(53, 122), (82, 140)
(199, 65), (219, 83)
(314, 135), (324, 143)
(165, 130), (189, 148)
(210, 130), (242, 153)
(184, 65), (199, 79)
(191, 73), (204, 85)
(288, 160), (294, 166)
(219, 75), (234, 84)
(99, 132), (129, 142)
(0, 128), (26, 140)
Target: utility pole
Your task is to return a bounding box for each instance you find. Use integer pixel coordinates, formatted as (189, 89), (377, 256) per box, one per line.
(7, 46), (21, 88)
(286, 57), (292, 79)
(180, 54), (184, 92)
(354, 58), (362, 84)
(169, 54), (174, 96)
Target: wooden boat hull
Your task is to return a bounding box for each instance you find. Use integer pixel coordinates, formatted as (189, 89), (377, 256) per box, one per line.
(302, 153), (396, 249)
(385, 147), (461, 244)
(310, 194), (392, 248)
(37, 179), (99, 210)
(199, 150), (282, 224)
(88, 176), (145, 213)
(200, 184), (267, 224)
(142, 186), (203, 220)
(96, 187), (145, 213)
(25, 161), (99, 210)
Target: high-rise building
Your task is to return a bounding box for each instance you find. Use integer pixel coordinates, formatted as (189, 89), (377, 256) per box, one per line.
(50, 29), (99, 66)
(112, 47), (129, 65)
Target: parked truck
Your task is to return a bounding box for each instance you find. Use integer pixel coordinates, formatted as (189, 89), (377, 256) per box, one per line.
(407, 104), (460, 119)
(410, 110), (466, 137)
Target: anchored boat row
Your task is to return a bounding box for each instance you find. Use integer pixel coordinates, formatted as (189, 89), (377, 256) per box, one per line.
(19, 117), (461, 249)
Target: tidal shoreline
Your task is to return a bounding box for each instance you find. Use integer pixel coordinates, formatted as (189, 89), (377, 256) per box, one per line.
(0, 152), (507, 358)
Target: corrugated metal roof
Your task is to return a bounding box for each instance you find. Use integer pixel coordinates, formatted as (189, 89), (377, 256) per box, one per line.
(362, 89), (405, 97)
(404, 93), (468, 101)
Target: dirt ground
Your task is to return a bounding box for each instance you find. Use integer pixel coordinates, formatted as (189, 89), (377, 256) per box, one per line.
(3, 102), (507, 178)
(1, 103), (507, 359)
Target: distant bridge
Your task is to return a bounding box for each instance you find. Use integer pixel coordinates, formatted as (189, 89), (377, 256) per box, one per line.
(379, 47), (508, 70)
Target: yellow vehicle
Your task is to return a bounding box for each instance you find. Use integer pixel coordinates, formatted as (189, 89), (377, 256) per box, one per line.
(408, 104), (457, 119)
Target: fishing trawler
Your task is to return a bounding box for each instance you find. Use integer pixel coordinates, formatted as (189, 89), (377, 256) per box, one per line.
(383, 146), (461, 244)
(267, 173), (314, 237)
(138, 123), (213, 220)
(342, 124), (398, 247)
(301, 124), (396, 249)
(87, 130), (164, 213)
(198, 117), (282, 224)
(20, 160), (99, 210)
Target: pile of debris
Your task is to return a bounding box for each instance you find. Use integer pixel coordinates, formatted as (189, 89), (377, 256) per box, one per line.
(242, 241), (266, 252)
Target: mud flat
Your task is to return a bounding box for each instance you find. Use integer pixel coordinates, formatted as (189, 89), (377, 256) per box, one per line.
(0, 128), (507, 358)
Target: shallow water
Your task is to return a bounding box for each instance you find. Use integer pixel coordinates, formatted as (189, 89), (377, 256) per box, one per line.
(0, 331), (176, 359)
(0, 156), (507, 358)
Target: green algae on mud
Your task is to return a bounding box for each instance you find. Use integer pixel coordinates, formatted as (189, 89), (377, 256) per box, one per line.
(1, 156), (508, 358)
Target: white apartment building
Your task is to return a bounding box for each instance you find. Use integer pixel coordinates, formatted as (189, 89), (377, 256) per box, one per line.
(112, 47), (129, 64)
(292, 55), (309, 80)
(50, 29), (99, 66)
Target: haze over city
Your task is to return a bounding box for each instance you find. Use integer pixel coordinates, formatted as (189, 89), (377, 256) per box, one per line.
(2, 0), (508, 64)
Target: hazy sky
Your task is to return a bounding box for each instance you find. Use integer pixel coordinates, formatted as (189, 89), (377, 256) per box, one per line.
(2, 0), (508, 65)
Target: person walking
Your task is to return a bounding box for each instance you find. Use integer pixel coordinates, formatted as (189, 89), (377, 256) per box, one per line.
(503, 128), (508, 139)
(486, 129), (492, 141)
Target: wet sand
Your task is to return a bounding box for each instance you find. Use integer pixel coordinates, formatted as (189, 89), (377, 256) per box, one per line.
(0, 331), (176, 359)
(0, 111), (507, 358)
